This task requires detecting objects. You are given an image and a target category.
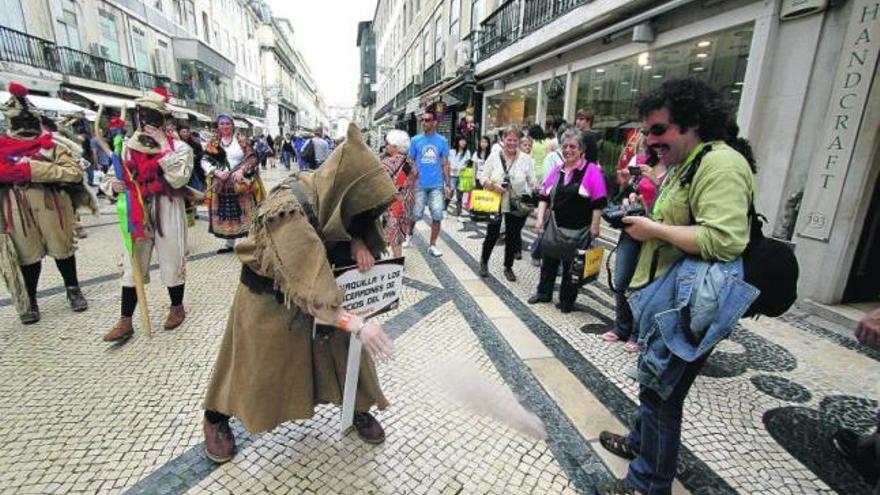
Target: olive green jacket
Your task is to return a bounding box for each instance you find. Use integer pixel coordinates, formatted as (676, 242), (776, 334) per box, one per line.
(630, 141), (755, 289)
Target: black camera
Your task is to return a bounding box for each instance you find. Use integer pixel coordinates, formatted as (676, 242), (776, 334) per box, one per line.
(628, 165), (642, 177)
(602, 203), (647, 229)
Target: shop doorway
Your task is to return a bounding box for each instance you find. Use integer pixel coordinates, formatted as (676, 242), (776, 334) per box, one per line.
(843, 167), (880, 304)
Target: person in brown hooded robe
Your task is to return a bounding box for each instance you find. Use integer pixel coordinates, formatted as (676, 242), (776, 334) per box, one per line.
(0, 82), (95, 324)
(201, 124), (397, 464)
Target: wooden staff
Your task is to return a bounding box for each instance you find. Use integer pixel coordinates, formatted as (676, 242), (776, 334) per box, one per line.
(94, 105), (152, 338)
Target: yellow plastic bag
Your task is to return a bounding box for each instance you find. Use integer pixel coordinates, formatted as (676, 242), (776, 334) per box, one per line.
(468, 189), (503, 223)
(469, 189), (502, 213)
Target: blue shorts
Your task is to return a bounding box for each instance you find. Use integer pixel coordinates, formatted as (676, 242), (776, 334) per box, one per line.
(414, 187), (445, 222)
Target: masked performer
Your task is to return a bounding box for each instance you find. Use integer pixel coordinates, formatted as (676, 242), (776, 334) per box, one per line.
(0, 83), (94, 324)
(202, 113), (263, 254)
(101, 88), (194, 341)
(201, 124), (396, 463)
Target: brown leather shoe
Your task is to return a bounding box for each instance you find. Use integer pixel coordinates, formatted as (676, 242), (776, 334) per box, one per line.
(203, 418), (234, 463)
(164, 305), (186, 330)
(353, 411), (385, 444)
(103, 317), (133, 342)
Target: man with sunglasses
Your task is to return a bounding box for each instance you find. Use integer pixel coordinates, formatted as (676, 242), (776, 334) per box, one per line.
(407, 105), (451, 257)
(596, 78), (755, 495)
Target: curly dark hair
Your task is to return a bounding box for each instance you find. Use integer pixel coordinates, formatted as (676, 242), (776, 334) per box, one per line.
(639, 78), (756, 173)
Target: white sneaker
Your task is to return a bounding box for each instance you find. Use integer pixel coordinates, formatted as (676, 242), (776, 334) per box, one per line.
(402, 237), (412, 249)
(429, 246), (443, 257)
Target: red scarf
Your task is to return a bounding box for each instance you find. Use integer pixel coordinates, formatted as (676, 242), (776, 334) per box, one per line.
(125, 149), (170, 197)
(0, 133), (56, 164)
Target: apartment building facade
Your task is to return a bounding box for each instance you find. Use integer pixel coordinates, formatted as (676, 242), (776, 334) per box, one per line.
(0, 0), (326, 134)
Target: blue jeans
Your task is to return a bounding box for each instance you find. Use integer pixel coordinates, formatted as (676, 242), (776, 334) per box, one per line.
(414, 187), (445, 222)
(626, 355), (708, 495)
(281, 150), (291, 170)
(613, 232), (641, 339)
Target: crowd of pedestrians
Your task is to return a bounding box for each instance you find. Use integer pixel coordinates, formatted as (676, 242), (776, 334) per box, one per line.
(3, 78), (873, 494)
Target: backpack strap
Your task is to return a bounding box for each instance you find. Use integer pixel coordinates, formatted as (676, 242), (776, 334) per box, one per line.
(684, 144), (764, 243)
(282, 176), (322, 241)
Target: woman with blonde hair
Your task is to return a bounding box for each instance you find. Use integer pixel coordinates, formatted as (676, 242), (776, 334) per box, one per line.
(479, 125), (537, 281)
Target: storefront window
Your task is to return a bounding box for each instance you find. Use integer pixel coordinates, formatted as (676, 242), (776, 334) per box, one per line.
(542, 76), (566, 129)
(573, 24), (753, 176)
(485, 83), (538, 135)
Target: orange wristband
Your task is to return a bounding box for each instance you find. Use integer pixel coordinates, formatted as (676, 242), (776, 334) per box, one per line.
(336, 313), (363, 333)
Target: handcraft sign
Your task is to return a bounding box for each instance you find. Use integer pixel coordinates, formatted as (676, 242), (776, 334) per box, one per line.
(798, 1), (880, 241)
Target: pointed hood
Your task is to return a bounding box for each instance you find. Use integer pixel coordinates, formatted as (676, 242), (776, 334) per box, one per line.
(310, 124), (396, 251)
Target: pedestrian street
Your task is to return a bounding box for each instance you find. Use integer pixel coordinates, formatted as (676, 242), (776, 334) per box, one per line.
(0, 168), (877, 495)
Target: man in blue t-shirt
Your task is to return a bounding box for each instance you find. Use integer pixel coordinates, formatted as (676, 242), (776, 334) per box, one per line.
(408, 108), (450, 257)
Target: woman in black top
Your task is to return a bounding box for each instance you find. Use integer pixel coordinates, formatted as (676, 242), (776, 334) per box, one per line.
(528, 129), (607, 313)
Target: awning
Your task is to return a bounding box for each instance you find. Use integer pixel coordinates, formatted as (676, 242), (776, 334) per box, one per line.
(233, 119), (248, 129)
(66, 89), (136, 109)
(0, 91), (97, 120)
(166, 104), (189, 120)
(168, 103), (211, 122)
(244, 117), (264, 128)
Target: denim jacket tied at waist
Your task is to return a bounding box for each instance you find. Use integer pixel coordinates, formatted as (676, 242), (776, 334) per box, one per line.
(629, 257), (759, 400)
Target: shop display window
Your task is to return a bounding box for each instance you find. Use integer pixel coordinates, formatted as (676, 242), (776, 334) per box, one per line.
(485, 83), (538, 135)
(573, 24), (753, 186)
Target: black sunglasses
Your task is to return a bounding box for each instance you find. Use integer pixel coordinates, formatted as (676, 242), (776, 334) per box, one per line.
(640, 123), (670, 137)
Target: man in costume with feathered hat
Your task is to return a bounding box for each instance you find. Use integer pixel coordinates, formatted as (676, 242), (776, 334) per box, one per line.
(101, 87), (194, 341)
(0, 82), (94, 324)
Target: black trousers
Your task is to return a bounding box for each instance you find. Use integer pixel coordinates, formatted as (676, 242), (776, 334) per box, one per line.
(537, 255), (577, 307)
(481, 213), (527, 268)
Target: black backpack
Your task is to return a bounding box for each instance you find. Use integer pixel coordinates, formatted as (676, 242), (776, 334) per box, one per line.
(301, 140), (316, 168)
(683, 145), (799, 318)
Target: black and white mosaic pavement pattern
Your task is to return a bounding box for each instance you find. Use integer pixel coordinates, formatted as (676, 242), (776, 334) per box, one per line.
(440, 215), (880, 494)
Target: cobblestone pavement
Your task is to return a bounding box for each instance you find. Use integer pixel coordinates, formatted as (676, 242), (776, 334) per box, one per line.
(0, 167), (877, 494)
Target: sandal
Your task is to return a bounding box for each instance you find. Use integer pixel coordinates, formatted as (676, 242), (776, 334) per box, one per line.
(623, 341), (641, 353)
(599, 431), (638, 460)
(601, 331), (621, 342)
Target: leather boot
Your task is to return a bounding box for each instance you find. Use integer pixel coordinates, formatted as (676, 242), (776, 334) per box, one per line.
(103, 317), (134, 342)
(66, 286), (88, 312)
(353, 411), (385, 444)
(164, 305), (186, 330)
(19, 302), (40, 325)
(203, 417), (235, 464)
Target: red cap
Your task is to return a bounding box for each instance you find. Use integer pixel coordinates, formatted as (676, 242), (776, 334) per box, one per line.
(152, 87), (171, 101)
(8, 82), (28, 99)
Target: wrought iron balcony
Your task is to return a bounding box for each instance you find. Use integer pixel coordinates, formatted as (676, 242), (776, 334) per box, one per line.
(473, 0), (589, 62)
(232, 99), (265, 118)
(0, 25), (59, 71)
(422, 59), (443, 89)
(0, 24), (197, 107)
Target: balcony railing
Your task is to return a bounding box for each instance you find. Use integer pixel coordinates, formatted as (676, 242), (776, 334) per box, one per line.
(422, 59), (443, 89)
(0, 24), (201, 109)
(0, 25), (58, 71)
(232, 99), (265, 118)
(473, 0), (589, 62)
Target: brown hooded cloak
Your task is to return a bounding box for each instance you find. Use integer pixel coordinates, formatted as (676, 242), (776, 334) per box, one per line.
(203, 124), (397, 433)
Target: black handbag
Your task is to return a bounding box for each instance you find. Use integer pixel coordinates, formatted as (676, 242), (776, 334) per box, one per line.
(542, 211), (590, 261)
(540, 173), (590, 261)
